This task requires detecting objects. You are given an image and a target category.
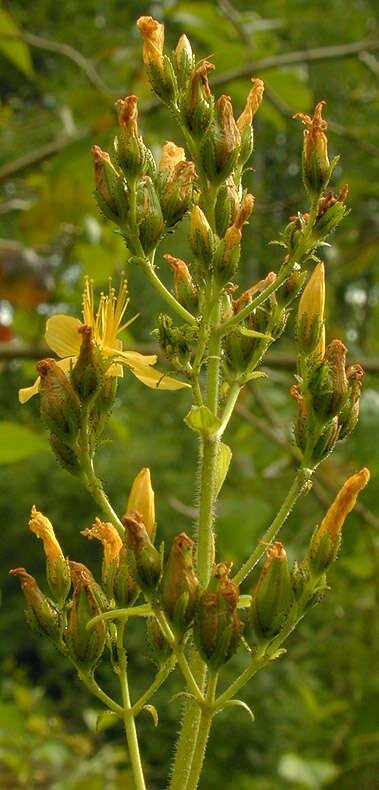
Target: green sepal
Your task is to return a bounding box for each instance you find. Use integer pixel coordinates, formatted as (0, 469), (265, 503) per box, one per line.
(184, 405), (222, 436)
(96, 711), (120, 732)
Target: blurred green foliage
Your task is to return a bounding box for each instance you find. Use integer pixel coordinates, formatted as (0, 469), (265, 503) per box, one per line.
(0, 0), (378, 788)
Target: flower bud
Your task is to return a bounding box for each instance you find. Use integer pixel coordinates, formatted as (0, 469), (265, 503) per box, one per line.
(114, 95), (150, 180)
(190, 205), (215, 268)
(308, 468), (370, 574)
(184, 60), (215, 138)
(71, 325), (102, 403)
(69, 561), (109, 613)
(314, 339), (348, 418)
(91, 145), (120, 222)
(122, 513), (161, 591)
(67, 563), (107, 672)
(164, 253), (198, 312)
(9, 568), (60, 640)
(200, 95), (241, 183)
(37, 358), (81, 443)
(154, 314), (195, 371)
(90, 376), (118, 439)
(237, 77), (264, 132)
(218, 194), (255, 283)
(214, 178), (240, 238)
(135, 175), (164, 253)
(313, 185), (349, 239)
(338, 363), (365, 440)
(127, 468), (155, 539)
(194, 567), (241, 669)
(159, 159), (196, 227)
(136, 16), (176, 101)
(297, 262), (326, 357)
(250, 542), (294, 644)
(49, 432), (81, 475)
(293, 101), (333, 198)
(277, 265), (307, 308)
(29, 505), (71, 605)
(175, 34), (194, 85)
(160, 532), (199, 639)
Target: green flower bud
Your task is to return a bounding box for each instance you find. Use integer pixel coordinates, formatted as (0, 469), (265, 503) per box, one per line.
(69, 561), (109, 613)
(70, 325), (102, 404)
(37, 358), (81, 444)
(49, 432), (81, 476)
(160, 532), (199, 639)
(183, 60), (215, 138)
(9, 568), (60, 641)
(190, 205), (216, 269)
(91, 145), (121, 223)
(250, 542), (294, 644)
(175, 34), (194, 85)
(338, 363), (365, 440)
(114, 95), (148, 179)
(67, 564), (107, 673)
(214, 179), (240, 238)
(122, 513), (161, 592)
(293, 101), (334, 198)
(200, 95), (241, 184)
(164, 254), (198, 313)
(135, 176), (164, 254)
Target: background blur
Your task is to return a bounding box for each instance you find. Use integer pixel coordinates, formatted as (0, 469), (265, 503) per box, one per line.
(0, 1), (378, 788)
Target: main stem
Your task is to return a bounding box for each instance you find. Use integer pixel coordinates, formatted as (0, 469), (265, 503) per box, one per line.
(169, 295), (222, 790)
(117, 621), (147, 790)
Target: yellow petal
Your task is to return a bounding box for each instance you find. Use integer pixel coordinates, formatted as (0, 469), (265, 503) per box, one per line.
(121, 350), (158, 367)
(107, 362), (124, 377)
(129, 364), (191, 390)
(45, 315), (83, 358)
(19, 377), (41, 403)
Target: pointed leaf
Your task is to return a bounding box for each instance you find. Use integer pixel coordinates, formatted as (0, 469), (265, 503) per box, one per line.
(142, 704), (158, 727)
(215, 442), (232, 497)
(217, 699), (255, 723)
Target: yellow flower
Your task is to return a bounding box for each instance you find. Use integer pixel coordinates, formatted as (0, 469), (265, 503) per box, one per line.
(29, 505), (63, 581)
(297, 261), (326, 357)
(81, 517), (123, 571)
(19, 276), (190, 403)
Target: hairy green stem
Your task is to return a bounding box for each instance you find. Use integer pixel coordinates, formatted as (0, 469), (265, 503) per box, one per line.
(169, 294), (222, 790)
(233, 466), (312, 586)
(132, 655), (177, 717)
(117, 621), (147, 790)
(186, 672), (218, 790)
(77, 669), (124, 717)
(140, 257), (197, 325)
(79, 409), (125, 536)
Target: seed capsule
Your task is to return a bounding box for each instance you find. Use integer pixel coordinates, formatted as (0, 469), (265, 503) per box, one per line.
(160, 532), (199, 639)
(250, 542), (294, 643)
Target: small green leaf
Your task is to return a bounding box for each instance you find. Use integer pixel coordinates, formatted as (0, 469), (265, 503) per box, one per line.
(0, 421), (48, 464)
(96, 710), (120, 732)
(217, 699), (255, 724)
(0, 8), (34, 77)
(142, 704), (158, 727)
(184, 406), (221, 436)
(215, 442), (232, 497)
(238, 326), (274, 341)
